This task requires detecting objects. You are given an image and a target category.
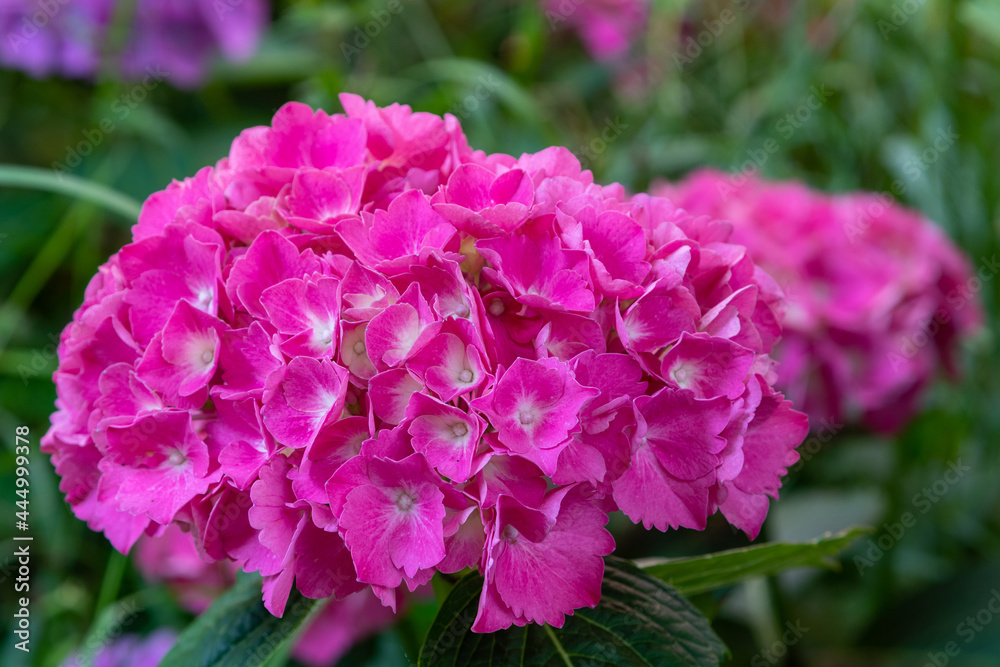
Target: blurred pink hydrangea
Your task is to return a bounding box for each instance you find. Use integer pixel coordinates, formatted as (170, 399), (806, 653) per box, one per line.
(135, 524), (237, 614)
(43, 96), (807, 634)
(658, 169), (982, 432)
(543, 0), (648, 61)
(0, 0), (268, 86)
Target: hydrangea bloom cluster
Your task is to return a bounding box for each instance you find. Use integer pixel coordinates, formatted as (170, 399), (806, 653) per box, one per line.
(135, 527), (395, 666)
(543, 0), (648, 61)
(43, 96), (807, 633)
(0, 0), (267, 86)
(658, 169), (982, 431)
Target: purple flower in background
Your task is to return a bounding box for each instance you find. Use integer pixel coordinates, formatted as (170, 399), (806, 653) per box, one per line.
(0, 0), (268, 86)
(61, 630), (176, 667)
(543, 0), (649, 61)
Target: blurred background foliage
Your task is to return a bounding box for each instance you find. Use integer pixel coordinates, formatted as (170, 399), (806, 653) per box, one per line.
(1, 0), (1000, 665)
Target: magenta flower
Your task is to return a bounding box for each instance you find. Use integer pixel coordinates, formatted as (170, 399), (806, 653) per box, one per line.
(44, 96), (807, 632)
(471, 357), (600, 474)
(659, 169), (982, 431)
(261, 356), (350, 450)
(0, 0), (268, 86)
(331, 453), (450, 607)
(474, 487), (614, 632)
(99, 411), (221, 525)
(406, 392), (488, 482)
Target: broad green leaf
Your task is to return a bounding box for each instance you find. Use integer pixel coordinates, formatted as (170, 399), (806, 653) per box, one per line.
(638, 527), (871, 596)
(159, 573), (317, 667)
(0, 164), (141, 221)
(418, 556), (726, 666)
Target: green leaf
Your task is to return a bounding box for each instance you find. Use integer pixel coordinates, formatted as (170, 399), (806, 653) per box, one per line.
(401, 58), (546, 126)
(959, 0), (1000, 49)
(0, 164), (141, 221)
(637, 527), (871, 597)
(159, 573), (317, 667)
(418, 556), (726, 666)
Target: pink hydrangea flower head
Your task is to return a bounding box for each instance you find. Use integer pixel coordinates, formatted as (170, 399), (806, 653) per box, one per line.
(659, 169), (982, 431)
(44, 97), (807, 632)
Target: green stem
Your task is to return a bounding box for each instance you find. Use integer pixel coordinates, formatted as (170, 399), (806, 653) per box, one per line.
(0, 153), (128, 357)
(0, 202), (92, 356)
(0, 164), (141, 222)
(95, 550), (128, 615)
(401, 0), (453, 62)
(543, 624), (573, 667)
